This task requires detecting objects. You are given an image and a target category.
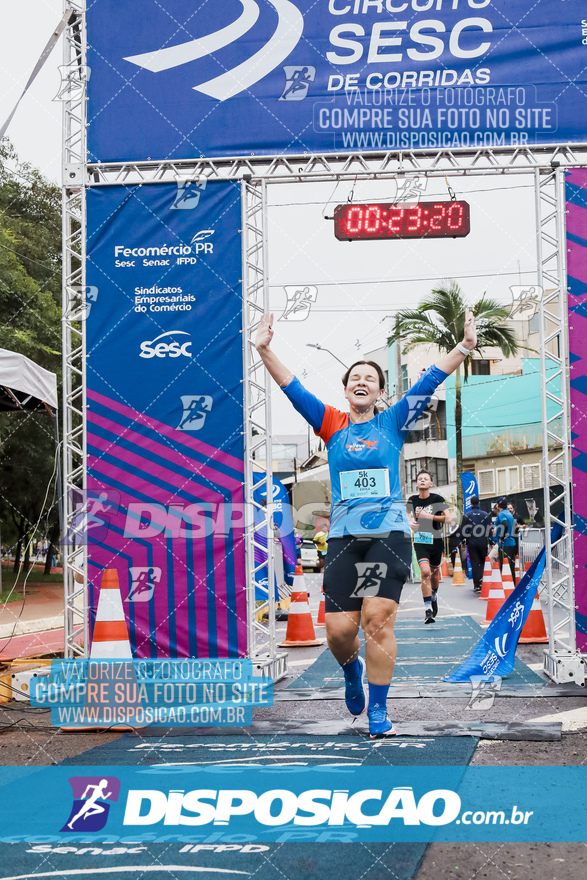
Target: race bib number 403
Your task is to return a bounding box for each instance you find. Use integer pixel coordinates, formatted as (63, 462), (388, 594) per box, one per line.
(340, 469), (390, 501)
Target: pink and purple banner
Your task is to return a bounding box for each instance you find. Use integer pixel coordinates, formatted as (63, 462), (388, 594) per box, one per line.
(85, 181), (246, 659)
(566, 168), (587, 651)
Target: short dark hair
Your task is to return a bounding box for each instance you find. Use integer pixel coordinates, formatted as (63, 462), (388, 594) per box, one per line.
(342, 360), (386, 390)
(416, 468), (433, 481)
(470, 495), (480, 506)
(497, 497), (508, 510)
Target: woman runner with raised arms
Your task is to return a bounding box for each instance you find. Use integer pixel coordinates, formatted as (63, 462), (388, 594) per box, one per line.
(255, 310), (477, 737)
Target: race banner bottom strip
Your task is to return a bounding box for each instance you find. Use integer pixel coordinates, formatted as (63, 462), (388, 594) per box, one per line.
(0, 766), (584, 843)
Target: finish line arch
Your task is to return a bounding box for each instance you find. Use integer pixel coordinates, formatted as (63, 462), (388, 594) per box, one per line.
(59, 3), (583, 683)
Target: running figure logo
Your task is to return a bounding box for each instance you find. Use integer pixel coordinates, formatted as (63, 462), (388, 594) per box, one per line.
(279, 285), (318, 321)
(279, 65), (316, 101)
(61, 776), (120, 832)
(508, 284), (542, 319)
(171, 178), (207, 210)
(351, 562), (387, 598)
(177, 395), (213, 431)
(466, 675), (502, 710)
(395, 176), (427, 203)
(127, 567), (162, 602)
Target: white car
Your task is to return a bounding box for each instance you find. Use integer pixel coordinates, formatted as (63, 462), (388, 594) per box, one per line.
(300, 539), (320, 572)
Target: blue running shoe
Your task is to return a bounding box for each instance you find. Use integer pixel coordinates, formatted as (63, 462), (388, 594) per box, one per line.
(368, 704), (396, 738)
(344, 656), (366, 716)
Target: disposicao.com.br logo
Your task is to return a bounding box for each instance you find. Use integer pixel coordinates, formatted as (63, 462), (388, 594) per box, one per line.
(122, 786), (533, 831)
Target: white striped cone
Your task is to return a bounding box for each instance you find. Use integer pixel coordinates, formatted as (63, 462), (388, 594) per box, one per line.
(90, 569), (132, 659)
(479, 558), (497, 600)
(482, 579), (506, 626)
(518, 592), (549, 643)
(501, 558), (514, 598)
(279, 590), (324, 647)
(292, 563), (308, 601)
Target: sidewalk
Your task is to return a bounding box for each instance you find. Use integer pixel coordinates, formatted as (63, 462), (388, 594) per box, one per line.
(0, 582), (64, 660)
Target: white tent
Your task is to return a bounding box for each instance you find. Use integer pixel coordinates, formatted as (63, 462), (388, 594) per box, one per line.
(0, 347), (58, 412)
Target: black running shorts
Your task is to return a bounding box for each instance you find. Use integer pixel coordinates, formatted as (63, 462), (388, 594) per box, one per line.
(414, 539), (444, 568)
(323, 532), (412, 613)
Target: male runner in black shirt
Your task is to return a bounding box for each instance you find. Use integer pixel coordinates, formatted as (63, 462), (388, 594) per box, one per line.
(460, 495), (493, 592)
(408, 470), (449, 623)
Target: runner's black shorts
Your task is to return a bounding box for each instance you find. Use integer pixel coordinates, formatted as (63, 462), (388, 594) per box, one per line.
(323, 533), (412, 612)
(414, 538), (444, 568)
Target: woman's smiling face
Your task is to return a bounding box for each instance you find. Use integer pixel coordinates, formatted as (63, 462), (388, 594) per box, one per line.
(344, 363), (383, 411)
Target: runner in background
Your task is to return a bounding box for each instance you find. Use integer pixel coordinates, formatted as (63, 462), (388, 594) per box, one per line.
(313, 524), (329, 572)
(460, 495), (493, 592)
(255, 309), (477, 737)
(507, 501), (526, 562)
(407, 471), (449, 622)
(493, 497), (517, 583)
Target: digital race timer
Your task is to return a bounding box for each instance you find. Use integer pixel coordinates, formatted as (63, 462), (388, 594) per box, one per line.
(333, 200), (470, 241)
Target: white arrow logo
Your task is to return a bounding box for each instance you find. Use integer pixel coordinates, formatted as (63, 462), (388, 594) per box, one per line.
(494, 633), (508, 659)
(124, 0), (304, 102)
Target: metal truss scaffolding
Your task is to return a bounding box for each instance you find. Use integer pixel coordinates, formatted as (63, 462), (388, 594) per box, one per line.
(241, 180), (288, 681)
(62, 1), (88, 657)
(536, 168), (582, 684)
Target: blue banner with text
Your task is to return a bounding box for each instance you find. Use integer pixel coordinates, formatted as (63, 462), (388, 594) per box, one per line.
(87, 0), (587, 161)
(1, 766), (586, 843)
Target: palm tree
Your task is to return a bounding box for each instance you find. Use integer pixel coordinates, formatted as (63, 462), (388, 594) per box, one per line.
(388, 280), (519, 511)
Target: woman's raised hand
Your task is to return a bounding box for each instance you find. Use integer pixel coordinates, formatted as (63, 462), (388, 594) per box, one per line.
(255, 313), (274, 351)
(463, 308), (477, 351)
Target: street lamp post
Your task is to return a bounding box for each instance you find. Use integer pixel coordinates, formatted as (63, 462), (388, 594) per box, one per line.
(306, 343), (347, 368)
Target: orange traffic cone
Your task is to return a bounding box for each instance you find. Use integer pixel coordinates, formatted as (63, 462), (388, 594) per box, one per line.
(452, 553), (465, 587)
(316, 586), (326, 627)
(480, 559), (500, 600)
(441, 556), (449, 578)
(501, 559), (514, 599)
(91, 569), (132, 659)
(279, 587), (325, 647)
(518, 592), (549, 643)
(478, 557), (492, 595)
(515, 556), (521, 582)
(524, 560), (532, 572)
(62, 569), (138, 731)
(292, 564), (308, 602)
(482, 577), (506, 626)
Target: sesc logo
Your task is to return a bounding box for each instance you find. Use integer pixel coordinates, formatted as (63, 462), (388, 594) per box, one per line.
(139, 330), (192, 359)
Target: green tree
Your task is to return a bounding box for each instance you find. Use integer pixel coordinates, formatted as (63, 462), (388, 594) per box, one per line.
(389, 280), (519, 511)
(0, 139), (61, 571)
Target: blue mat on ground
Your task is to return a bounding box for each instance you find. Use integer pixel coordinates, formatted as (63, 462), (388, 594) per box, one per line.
(288, 615), (544, 689)
(0, 840), (437, 880)
(52, 734), (477, 880)
(60, 731), (478, 767)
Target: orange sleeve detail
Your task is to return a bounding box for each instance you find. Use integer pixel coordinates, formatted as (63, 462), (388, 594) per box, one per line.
(317, 406), (349, 444)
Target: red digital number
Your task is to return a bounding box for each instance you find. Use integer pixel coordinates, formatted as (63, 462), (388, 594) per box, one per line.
(388, 208), (404, 233)
(447, 202), (464, 230)
(430, 204), (445, 231)
(346, 207), (363, 234)
(406, 205), (423, 232)
(364, 205), (381, 233)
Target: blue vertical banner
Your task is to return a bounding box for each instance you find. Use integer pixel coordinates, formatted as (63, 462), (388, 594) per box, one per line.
(86, 1), (587, 161)
(461, 471), (479, 513)
(85, 181), (247, 659)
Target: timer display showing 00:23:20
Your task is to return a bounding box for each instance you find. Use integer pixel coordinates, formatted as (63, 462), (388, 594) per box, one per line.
(333, 200), (470, 241)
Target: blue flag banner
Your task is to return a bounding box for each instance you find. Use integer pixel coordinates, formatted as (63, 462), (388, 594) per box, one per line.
(254, 474), (296, 588)
(461, 471), (479, 513)
(444, 519), (563, 682)
(252, 475), (296, 601)
(443, 550), (546, 682)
